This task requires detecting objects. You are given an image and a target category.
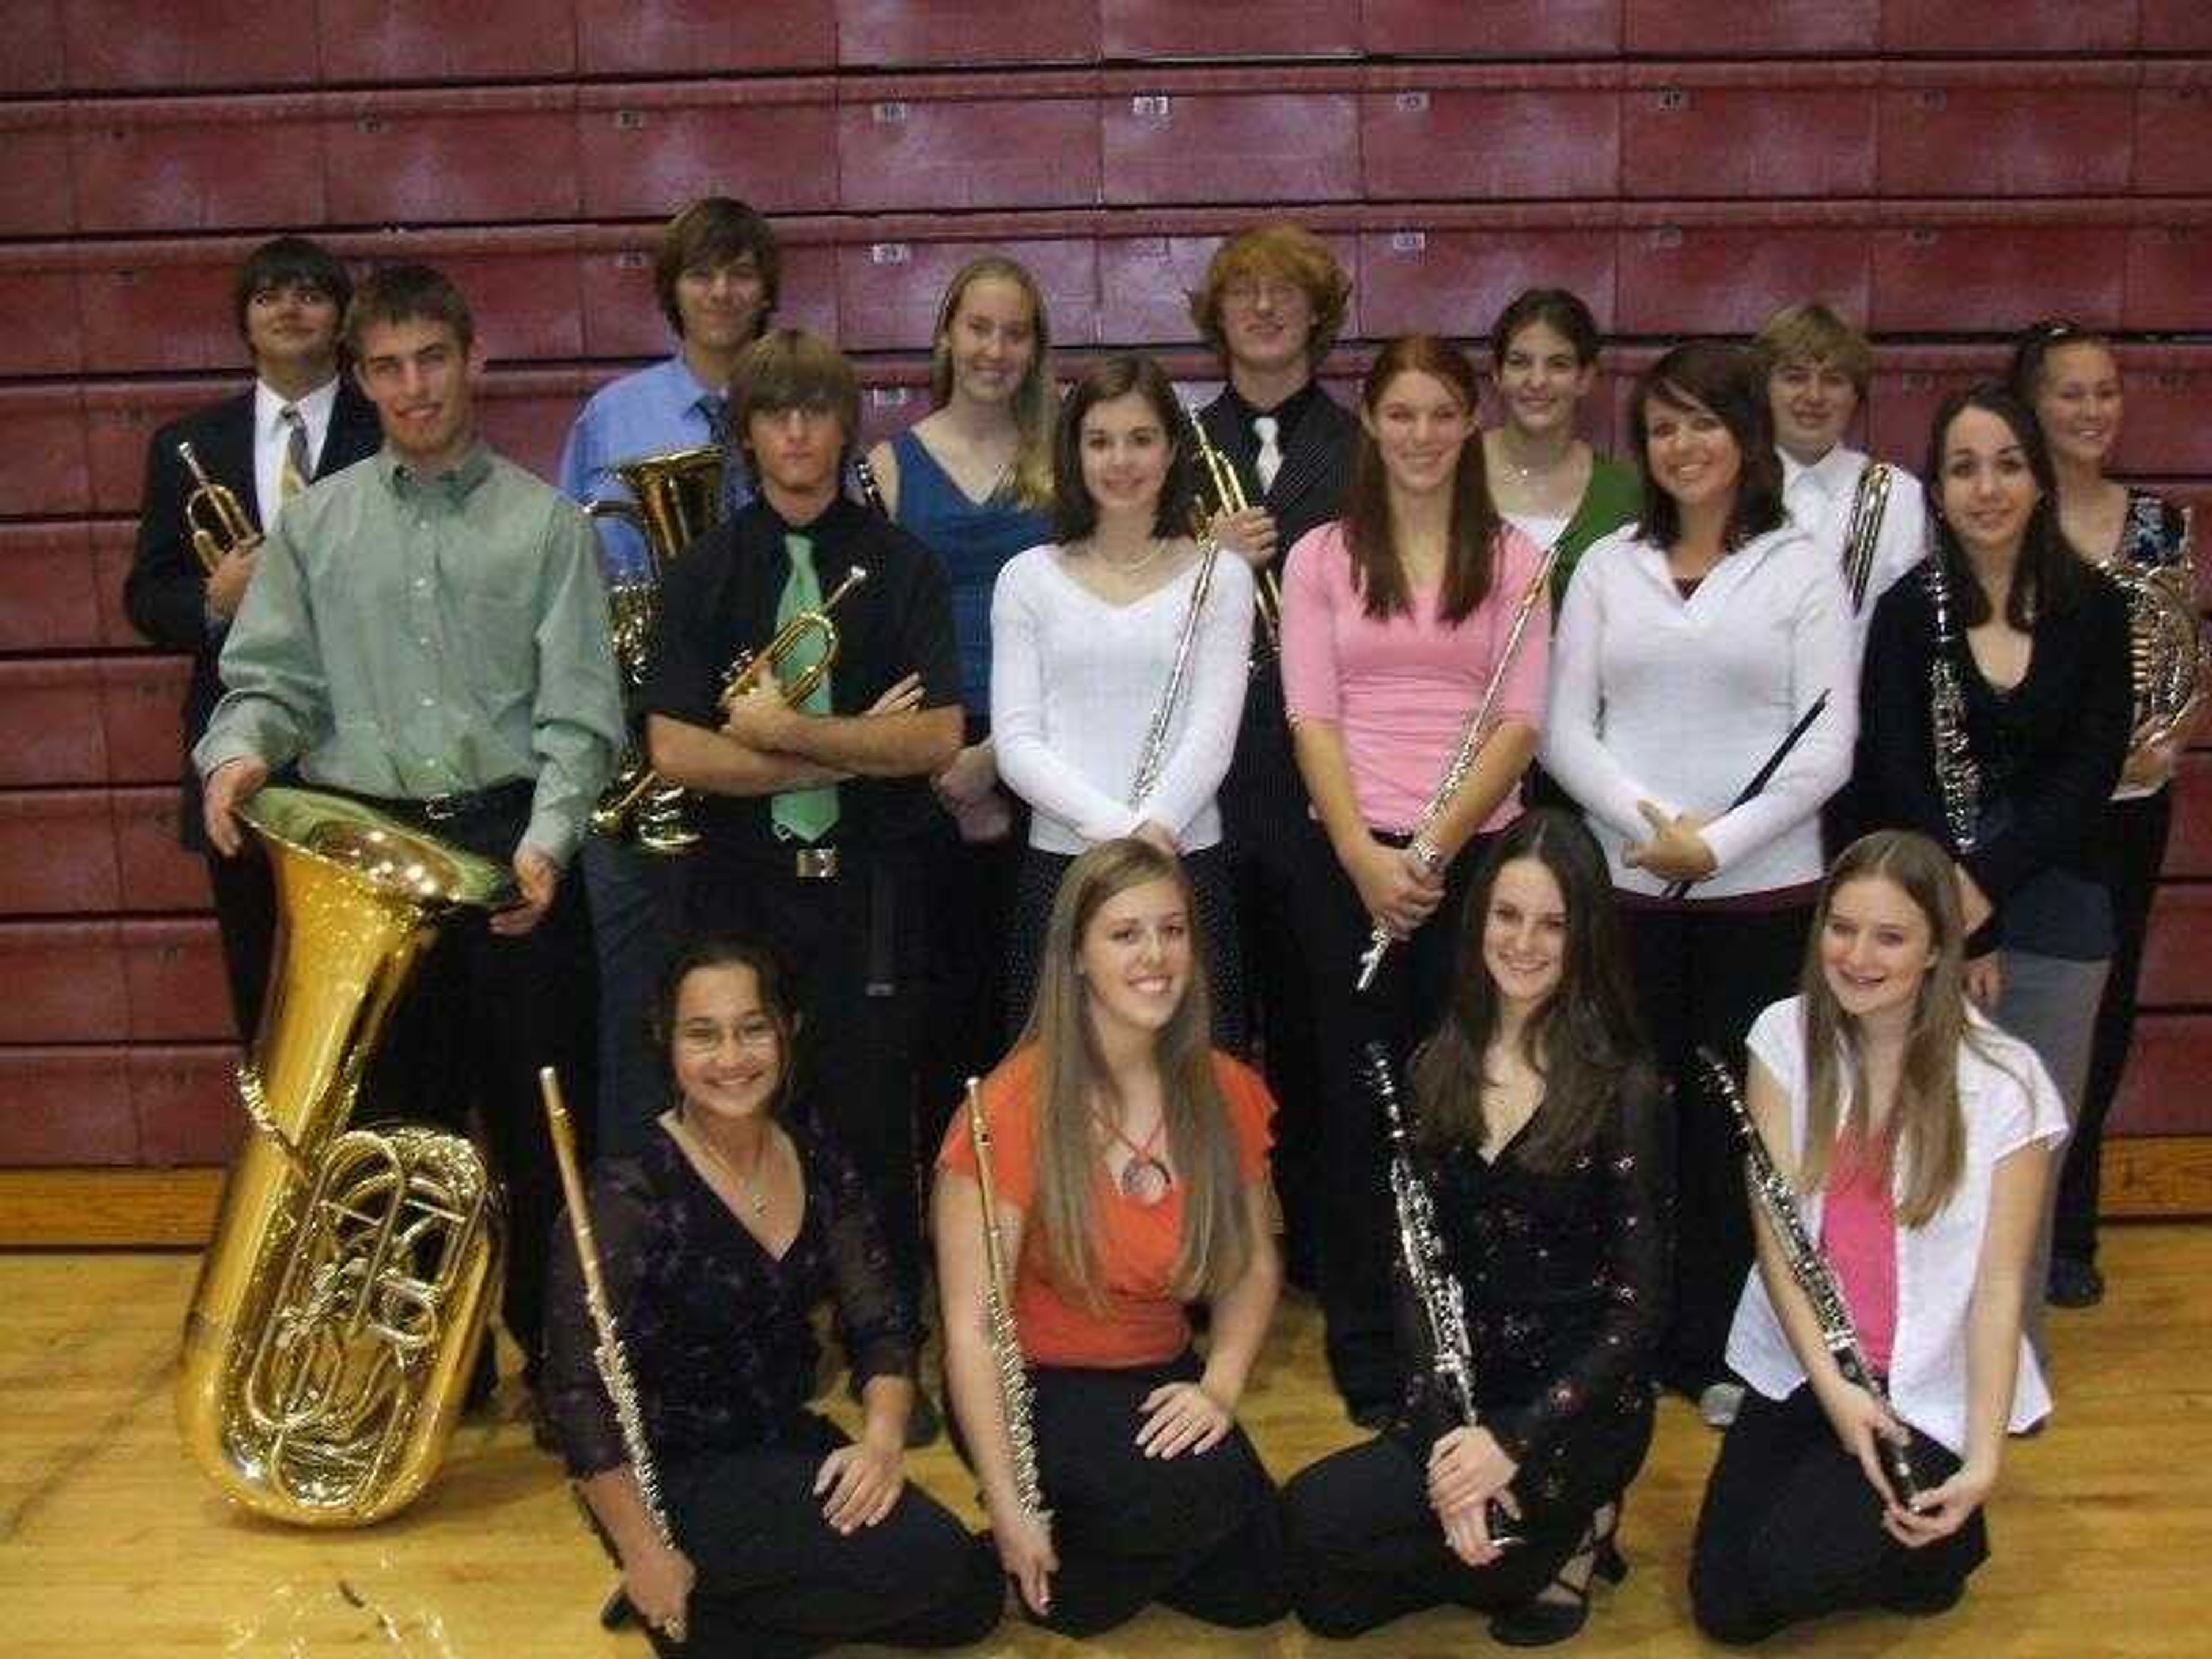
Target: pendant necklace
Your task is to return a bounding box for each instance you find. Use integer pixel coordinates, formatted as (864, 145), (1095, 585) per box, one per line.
(682, 1108), (770, 1217)
(1099, 1111), (1173, 1206)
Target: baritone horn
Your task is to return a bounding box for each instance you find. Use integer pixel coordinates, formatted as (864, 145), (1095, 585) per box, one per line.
(584, 444), (726, 854)
(177, 786), (513, 1525)
(1183, 403), (1281, 654)
(177, 440), (259, 575)
(2103, 505), (2207, 751)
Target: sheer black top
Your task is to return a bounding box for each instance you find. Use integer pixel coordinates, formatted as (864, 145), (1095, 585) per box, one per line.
(1398, 1066), (1672, 1476)
(541, 1122), (918, 1481)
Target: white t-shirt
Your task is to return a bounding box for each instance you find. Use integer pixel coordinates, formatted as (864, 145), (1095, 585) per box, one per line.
(1725, 995), (2069, 1453)
(990, 543), (1254, 855)
(1540, 523), (1857, 899)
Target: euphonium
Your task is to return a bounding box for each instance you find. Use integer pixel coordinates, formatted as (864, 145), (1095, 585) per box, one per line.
(177, 786), (513, 1526)
(1183, 403), (1282, 654)
(601, 566), (870, 838)
(585, 444), (728, 854)
(178, 440), (259, 575)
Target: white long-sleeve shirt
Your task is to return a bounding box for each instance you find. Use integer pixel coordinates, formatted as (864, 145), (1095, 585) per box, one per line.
(1781, 445), (1929, 639)
(1541, 522), (1857, 899)
(990, 544), (1254, 855)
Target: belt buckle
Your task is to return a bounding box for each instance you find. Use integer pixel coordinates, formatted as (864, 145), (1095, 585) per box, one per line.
(421, 792), (466, 823)
(794, 846), (839, 880)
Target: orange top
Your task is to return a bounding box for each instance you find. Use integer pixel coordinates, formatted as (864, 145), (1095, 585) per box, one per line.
(937, 1044), (1275, 1369)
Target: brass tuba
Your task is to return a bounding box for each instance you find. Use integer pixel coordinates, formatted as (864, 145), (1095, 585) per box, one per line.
(585, 444), (728, 854)
(177, 440), (259, 575)
(177, 786), (513, 1525)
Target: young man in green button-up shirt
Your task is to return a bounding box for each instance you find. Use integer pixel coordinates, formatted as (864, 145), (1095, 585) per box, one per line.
(197, 263), (625, 1401)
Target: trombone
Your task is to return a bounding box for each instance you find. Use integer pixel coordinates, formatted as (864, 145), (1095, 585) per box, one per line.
(177, 440), (259, 575)
(1182, 405), (1281, 653)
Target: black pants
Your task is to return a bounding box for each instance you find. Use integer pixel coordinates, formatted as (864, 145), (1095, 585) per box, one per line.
(204, 836), (278, 1043)
(358, 793), (600, 1384)
(647, 1415), (1002, 1659)
(1691, 1384), (1986, 1645)
(914, 809), (1024, 1164)
(1226, 800), (1331, 1287)
(1623, 899), (1811, 1396)
(2058, 787), (2172, 1267)
(683, 844), (933, 1316)
(1003, 842), (1247, 1053)
(1294, 828), (1483, 1415)
(1009, 1351), (1291, 1639)
(1284, 1408), (1647, 1639)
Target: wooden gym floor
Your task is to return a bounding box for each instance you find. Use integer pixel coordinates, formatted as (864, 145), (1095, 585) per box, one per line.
(2, 1224), (2205, 1657)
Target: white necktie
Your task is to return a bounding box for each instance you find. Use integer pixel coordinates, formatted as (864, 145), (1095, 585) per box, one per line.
(1253, 414), (1283, 494)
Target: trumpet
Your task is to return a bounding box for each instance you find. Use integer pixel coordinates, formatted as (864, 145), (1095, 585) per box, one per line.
(600, 566), (869, 835)
(178, 440), (259, 575)
(1183, 404), (1281, 653)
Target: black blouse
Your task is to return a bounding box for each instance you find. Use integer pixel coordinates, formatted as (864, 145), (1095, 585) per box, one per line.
(1854, 555), (2131, 944)
(1400, 1066), (1672, 1469)
(540, 1123), (918, 1481)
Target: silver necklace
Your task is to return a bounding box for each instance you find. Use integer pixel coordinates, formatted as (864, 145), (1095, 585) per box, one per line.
(1094, 536), (1168, 578)
(682, 1109), (771, 1217)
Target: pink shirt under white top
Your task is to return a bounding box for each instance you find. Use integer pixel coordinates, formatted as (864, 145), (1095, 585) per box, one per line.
(1727, 995), (2068, 1454)
(1279, 520), (1550, 834)
(1819, 1131), (1899, 1377)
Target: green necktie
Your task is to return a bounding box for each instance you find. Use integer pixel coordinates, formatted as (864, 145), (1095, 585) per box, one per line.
(771, 531), (838, 843)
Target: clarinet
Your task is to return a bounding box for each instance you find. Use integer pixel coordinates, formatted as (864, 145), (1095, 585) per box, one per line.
(539, 1068), (687, 1646)
(965, 1077), (1046, 1518)
(1354, 539), (1562, 991)
(1918, 554), (1982, 855)
(1127, 539), (1224, 808)
(1695, 1050), (1925, 1510)
(1363, 1043), (1521, 1547)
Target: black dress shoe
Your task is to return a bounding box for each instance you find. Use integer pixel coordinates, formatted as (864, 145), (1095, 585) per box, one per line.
(2047, 1255), (2105, 1309)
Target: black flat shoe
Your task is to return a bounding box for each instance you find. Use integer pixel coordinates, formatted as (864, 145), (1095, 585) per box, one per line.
(1882, 1578), (1965, 1618)
(2047, 1255), (2105, 1309)
(1490, 1501), (1619, 1647)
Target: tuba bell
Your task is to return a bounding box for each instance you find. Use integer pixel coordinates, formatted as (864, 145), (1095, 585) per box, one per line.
(585, 444), (728, 854)
(177, 786), (513, 1525)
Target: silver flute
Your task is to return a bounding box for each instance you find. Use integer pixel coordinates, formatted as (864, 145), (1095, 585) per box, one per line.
(1365, 1043), (1521, 1547)
(1919, 554), (1982, 855)
(965, 1077), (1046, 1518)
(1355, 540), (1562, 990)
(1128, 539), (1224, 809)
(539, 1069), (687, 1643)
(1695, 1050), (1925, 1510)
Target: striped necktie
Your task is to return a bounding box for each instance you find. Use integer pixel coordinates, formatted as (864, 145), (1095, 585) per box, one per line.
(770, 532), (838, 843)
(278, 405), (311, 502)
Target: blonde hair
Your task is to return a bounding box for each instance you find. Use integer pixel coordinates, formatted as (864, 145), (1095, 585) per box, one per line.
(1797, 832), (1998, 1226)
(1020, 839), (1253, 1305)
(928, 255), (1056, 510)
(1752, 301), (1874, 397)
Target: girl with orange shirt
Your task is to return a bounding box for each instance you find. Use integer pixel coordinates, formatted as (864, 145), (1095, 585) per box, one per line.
(934, 837), (1291, 1638)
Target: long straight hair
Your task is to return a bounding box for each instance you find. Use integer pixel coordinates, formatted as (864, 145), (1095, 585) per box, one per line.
(1410, 810), (1648, 1171)
(1019, 839), (1252, 1304)
(928, 255), (1057, 510)
(1923, 382), (2088, 632)
(1340, 335), (1502, 625)
(1796, 831), (1995, 1226)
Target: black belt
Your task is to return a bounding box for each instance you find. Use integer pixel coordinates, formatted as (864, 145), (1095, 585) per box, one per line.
(342, 778), (535, 827)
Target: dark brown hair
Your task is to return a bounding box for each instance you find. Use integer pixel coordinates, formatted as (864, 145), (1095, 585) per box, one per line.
(650, 934), (800, 1119)
(1342, 335), (1501, 624)
(1628, 342), (1785, 550)
(1050, 353), (1198, 544)
(1488, 287), (1602, 371)
(1923, 382), (2087, 630)
(731, 328), (860, 463)
(1411, 810), (1649, 1172)
(653, 196), (781, 339)
(233, 236), (353, 343)
(2005, 316), (2112, 408)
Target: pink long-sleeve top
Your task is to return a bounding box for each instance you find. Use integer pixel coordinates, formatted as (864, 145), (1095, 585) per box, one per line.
(1280, 520), (1550, 835)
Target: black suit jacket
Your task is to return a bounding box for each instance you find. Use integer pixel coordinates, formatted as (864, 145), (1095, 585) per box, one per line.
(1199, 381), (1357, 832)
(123, 380), (383, 846)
